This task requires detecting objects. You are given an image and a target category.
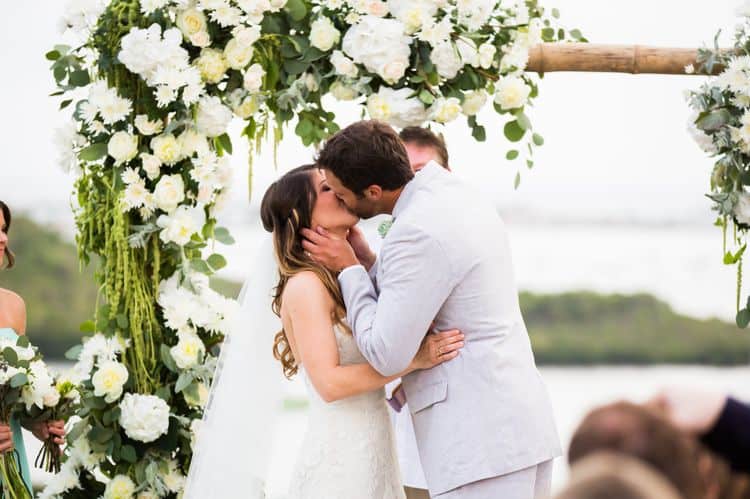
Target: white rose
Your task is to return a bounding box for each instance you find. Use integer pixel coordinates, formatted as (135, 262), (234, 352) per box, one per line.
(134, 114), (163, 136)
(224, 37), (254, 70)
(431, 97), (462, 123)
(418, 17), (452, 47)
(269, 0), (287, 10)
(456, 0), (493, 31)
(243, 63), (266, 93)
(309, 17), (340, 52)
(189, 31), (211, 48)
(91, 361), (129, 403)
(150, 133), (182, 165)
(478, 42), (496, 69)
(153, 174), (186, 213)
(140, 153), (162, 180)
(367, 87), (428, 128)
(736, 192), (750, 225)
(104, 475), (135, 499)
(170, 333), (206, 369)
(494, 75), (531, 110)
(233, 25), (262, 48)
(330, 80), (358, 101)
(119, 393), (171, 443)
(331, 50), (358, 78)
(107, 131), (139, 165)
(43, 388), (61, 408)
(176, 8), (207, 37)
(196, 96), (233, 137)
(461, 90), (487, 116)
(388, 0), (437, 34)
(178, 129), (210, 157)
(195, 48), (228, 84)
(431, 41), (463, 79)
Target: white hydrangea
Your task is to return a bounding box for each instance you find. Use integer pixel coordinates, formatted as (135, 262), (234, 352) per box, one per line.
(343, 16), (412, 83)
(39, 460), (81, 497)
(456, 0), (493, 31)
(367, 87), (428, 128)
(91, 361), (129, 403)
(156, 205), (206, 246)
(387, 0), (438, 33)
(418, 16), (452, 47)
(430, 41), (463, 80)
(196, 96), (233, 137)
(687, 110), (717, 154)
(119, 393), (171, 443)
(119, 25), (189, 86)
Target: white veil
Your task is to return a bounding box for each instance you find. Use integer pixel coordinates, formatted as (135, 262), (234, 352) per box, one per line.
(184, 236), (286, 498)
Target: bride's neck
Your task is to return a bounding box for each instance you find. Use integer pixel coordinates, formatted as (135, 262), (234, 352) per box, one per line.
(326, 226), (349, 239)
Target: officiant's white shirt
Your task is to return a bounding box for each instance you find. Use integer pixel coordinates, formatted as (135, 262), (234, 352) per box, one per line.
(362, 220), (428, 490)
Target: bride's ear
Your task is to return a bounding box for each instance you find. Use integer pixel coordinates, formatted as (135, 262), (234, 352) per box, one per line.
(364, 185), (382, 201)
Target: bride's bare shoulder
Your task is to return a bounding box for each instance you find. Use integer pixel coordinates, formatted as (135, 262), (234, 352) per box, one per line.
(283, 271), (333, 305)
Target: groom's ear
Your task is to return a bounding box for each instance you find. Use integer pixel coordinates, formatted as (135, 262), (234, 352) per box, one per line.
(363, 185), (383, 201)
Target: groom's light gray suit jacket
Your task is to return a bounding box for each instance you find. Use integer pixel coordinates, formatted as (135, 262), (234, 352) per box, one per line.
(338, 162), (561, 495)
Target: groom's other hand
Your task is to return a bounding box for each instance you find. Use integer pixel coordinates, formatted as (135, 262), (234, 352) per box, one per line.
(347, 226), (376, 270)
(302, 227), (359, 272)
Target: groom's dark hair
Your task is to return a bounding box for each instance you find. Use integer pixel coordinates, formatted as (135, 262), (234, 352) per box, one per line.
(316, 120), (414, 195)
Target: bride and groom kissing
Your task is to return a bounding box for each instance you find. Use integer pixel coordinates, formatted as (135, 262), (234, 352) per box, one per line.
(187, 120), (561, 499)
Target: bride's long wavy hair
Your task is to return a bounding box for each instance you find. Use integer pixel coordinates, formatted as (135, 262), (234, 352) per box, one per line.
(260, 164), (350, 379)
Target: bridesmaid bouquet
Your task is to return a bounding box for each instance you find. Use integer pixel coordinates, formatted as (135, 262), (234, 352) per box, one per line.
(0, 335), (59, 499)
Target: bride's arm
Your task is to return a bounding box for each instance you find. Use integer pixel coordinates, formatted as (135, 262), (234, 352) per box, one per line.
(285, 272), (463, 403)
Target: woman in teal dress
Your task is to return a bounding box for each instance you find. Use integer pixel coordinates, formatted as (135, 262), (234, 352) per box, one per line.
(0, 200), (65, 494)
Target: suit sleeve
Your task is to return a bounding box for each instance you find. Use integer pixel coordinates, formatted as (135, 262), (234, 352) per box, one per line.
(701, 397), (750, 472)
(338, 225), (454, 376)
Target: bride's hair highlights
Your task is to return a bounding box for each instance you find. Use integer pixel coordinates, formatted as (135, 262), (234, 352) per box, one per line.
(260, 164), (350, 379)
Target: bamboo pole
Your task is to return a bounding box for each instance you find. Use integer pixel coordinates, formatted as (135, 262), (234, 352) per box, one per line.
(527, 43), (726, 75)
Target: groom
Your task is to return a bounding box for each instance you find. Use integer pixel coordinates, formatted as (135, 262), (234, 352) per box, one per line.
(303, 120), (561, 498)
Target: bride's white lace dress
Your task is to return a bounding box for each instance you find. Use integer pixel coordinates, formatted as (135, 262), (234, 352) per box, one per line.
(287, 325), (406, 499)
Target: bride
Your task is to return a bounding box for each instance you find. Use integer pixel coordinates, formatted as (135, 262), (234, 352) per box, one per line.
(185, 164), (464, 499)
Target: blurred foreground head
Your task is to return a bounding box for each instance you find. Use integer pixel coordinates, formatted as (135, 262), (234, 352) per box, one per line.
(569, 401), (750, 499)
(556, 452), (683, 499)
(398, 126), (450, 172)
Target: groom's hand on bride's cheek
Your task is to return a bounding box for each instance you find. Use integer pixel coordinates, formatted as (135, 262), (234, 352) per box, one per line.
(302, 227), (359, 272)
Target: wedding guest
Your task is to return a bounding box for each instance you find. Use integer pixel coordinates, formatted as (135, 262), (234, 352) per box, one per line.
(569, 401), (750, 499)
(399, 127), (451, 172)
(0, 200), (65, 493)
(555, 452), (683, 499)
(651, 387), (750, 474)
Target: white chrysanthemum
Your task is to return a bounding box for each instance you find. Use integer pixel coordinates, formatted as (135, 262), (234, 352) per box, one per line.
(343, 16), (412, 82)
(87, 120), (107, 136)
(55, 122), (86, 173)
(158, 275), (196, 332)
(140, 0), (169, 14)
(91, 361), (129, 403)
(461, 90), (487, 116)
(123, 180), (150, 212)
(331, 50), (358, 78)
(151, 134), (182, 166)
(431, 41), (463, 80)
(345, 11), (360, 24)
(177, 8), (207, 37)
(367, 87), (428, 128)
(196, 96), (233, 137)
(108, 131), (139, 166)
(39, 460), (81, 496)
(121, 167), (141, 186)
(157, 205), (206, 246)
(119, 393), (171, 443)
(243, 63), (266, 93)
(140, 153), (162, 180)
(153, 174), (186, 213)
(98, 92), (133, 125)
(388, 0), (438, 33)
(134, 115), (163, 136)
(494, 75), (531, 110)
(210, 4), (243, 27)
(170, 333), (205, 369)
(224, 37), (255, 70)
(310, 17), (341, 52)
(79, 100), (99, 123)
(104, 474), (136, 499)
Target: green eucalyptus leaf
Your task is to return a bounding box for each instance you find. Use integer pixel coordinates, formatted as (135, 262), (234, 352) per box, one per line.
(506, 150), (519, 160)
(504, 120), (526, 142)
(736, 308), (750, 328)
(214, 227), (235, 245)
(10, 373), (27, 388)
(79, 143), (108, 162)
(207, 253), (227, 271)
(3, 348), (18, 365)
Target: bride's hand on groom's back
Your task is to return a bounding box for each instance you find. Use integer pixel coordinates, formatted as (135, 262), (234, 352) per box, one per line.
(411, 329), (465, 371)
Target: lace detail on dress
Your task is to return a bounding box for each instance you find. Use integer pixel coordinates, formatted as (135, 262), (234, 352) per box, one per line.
(287, 326), (405, 499)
